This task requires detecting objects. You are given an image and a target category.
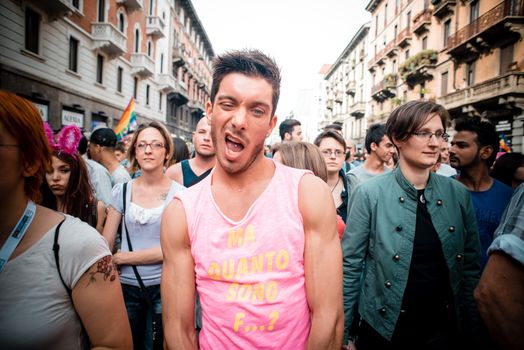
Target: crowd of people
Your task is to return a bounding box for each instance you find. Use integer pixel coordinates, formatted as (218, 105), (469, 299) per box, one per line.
(1, 49), (523, 350)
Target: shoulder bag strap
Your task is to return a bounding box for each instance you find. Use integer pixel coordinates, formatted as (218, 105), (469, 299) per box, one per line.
(53, 218), (70, 297)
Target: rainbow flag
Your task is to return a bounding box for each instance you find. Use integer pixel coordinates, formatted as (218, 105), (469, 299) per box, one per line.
(114, 97), (138, 140)
(499, 133), (512, 153)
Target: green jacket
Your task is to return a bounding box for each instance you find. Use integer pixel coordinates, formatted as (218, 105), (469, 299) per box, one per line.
(342, 166), (481, 342)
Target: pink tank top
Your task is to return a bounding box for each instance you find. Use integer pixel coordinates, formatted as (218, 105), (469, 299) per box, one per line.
(175, 161), (312, 349)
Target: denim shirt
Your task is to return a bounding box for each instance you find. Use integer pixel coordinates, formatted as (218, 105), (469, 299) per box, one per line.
(342, 166), (481, 342)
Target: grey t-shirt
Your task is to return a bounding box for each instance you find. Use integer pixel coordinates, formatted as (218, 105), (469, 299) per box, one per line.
(84, 157), (113, 206)
(111, 164), (132, 186)
(349, 164), (391, 182)
(0, 215), (110, 349)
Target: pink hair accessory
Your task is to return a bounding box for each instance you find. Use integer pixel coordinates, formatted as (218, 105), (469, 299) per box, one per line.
(44, 122), (82, 159)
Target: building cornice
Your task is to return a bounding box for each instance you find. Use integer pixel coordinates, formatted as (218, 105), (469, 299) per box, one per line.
(365, 0), (384, 13)
(180, 0), (215, 57)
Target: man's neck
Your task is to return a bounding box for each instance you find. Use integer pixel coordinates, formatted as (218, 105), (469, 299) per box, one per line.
(363, 154), (385, 174)
(191, 154), (216, 175)
(455, 165), (493, 192)
(100, 153), (120, 174)
(214, 153), (272, 190)
(327, 171), (340, 187)
(0, 185), (28, 240)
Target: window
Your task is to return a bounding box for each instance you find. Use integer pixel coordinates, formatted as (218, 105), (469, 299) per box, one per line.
(392, 59), (397, 72)
(443, 19), (451, 47)
(134, 28), (140, 53)
(118, 12), (125, 32)
(133, 77), (138, 99)
(25, 7), (40, 54)
(403, 90), (407, 102)
(72, 0), (81, 10)
(406, 11), (411, 29)
(405, 49), (410, 60)
(422, 36), (428, 50)
(160, 53), (164, 73)
(117, 67), (123, 93)
(146, 85), (150, 105)
(159, 92), (163, 111)
(384, 3), (388, 26)
(147, 40), (152, 56)
(149, 0), (154, 15)
(500, 44), (514, 74)
(375, 15), (379, 36)
(470, 1), (479, 23)
(68, 37), (79, 72)
(441, 71), (448, 95)
(96, 54), (104, 84)
(466, 61), (475, 86)
(394, 24), (398, 40)
(97, 0), (105, 22)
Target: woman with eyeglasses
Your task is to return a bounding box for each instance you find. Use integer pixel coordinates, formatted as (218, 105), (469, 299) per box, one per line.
(314, 130), (359, 224)
(103, 121), (184, 350)
(343, 101), (482, 350)
(0, 91), (131, 349)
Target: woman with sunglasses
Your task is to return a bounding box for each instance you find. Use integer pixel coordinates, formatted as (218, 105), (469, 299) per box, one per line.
(103, 121), (184, 350)
(0, 91), (131, 349)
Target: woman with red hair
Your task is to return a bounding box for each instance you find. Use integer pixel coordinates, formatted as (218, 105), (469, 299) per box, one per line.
(0, 91), (131, 349)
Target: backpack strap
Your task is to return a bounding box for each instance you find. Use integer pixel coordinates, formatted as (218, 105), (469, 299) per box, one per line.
(52, 218), (70, 297)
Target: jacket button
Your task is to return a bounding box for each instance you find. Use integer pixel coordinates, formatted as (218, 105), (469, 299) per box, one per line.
(385, 281), (392, 288)
(396, 225), (402, 232)
(399, 197), (405, 203)
(379, 307), (386, 314)
(393, 254), (400, 261)
(456, 254), (463, 261)
(448, 226), (455, 232)
(436, 199), (443, 206)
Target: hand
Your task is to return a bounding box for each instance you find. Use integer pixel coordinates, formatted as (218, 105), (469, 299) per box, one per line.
(113, 250), (126, 266)
(348, 340), (357, 350)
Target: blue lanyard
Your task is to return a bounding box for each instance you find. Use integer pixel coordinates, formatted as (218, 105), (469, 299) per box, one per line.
(0, 200), (36, 273)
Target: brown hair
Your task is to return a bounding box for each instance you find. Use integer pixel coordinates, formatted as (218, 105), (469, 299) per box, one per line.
(272, 142), (328, 182)
(386, 100), (449, 144)
(127, 121), (174, 172)
(313, 129), (347, 151)
(211, 49), (281, 116)
(0, 91), (51, 202)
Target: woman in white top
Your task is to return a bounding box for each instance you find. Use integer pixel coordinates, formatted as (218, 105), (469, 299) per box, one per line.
(103, 121), (184, 350)
(0, 90), (131, 349)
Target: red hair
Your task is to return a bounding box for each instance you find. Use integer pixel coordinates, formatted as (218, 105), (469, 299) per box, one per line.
(0, 91), (51, 202)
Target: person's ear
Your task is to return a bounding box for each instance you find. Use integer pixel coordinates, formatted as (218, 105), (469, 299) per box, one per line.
(205, 101), (213, 124)
(479, 145), (493, 161)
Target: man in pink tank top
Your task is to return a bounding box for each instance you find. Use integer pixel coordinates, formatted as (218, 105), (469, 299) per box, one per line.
(161, 49), (343, 350)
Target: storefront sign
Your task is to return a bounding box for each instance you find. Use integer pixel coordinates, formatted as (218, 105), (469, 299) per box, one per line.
(495, 120), (511, 132)
(33, 102), (48, 121)
(62, 109), (84, 127)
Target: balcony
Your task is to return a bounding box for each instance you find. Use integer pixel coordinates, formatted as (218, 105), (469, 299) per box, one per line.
(146, 16), (165, 38)
(413, 8), (432, 36)
(172, 44), (186, 67)
(396, 28), (412, 48)
(326, 98), (334, 110)
(350, 101), (366, 118)
(91, 23), (126, 58)
(157, 74), (177, 93)
(27, 0), (75, 20)
(446, 0), (524, 62)
(346, 80), (356, 96)
(432, 0), (456, 20)
(399, 50), (438, 88)
(335, 91), (344, 103)
(371, 74), (397, 102)
(116, 0), (143, 11)
(131, 53), (155, 78)
(384, 39), (397, 57)
(438, 72), (524, 118)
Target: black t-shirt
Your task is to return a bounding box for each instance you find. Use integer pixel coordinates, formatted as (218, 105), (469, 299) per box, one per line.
(401, 190), (452, 309)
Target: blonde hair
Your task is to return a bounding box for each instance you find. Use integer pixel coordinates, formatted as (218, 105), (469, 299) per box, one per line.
(272, 142), (328, 182)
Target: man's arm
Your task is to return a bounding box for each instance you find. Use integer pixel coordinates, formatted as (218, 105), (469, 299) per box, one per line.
(299, 174), (344, 349)
(73, 255), (132, 350)
(161, 199), (197, 349)
(475, 251), (524, 350)
(165, 163), (184, 185)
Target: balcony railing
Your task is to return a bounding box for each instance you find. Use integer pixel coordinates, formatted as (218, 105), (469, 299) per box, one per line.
(447, 0), (524, 53)
(350, 101), (366, 118)
(91, 23), (126, 58)
(438, 72), (524, 111)
(384, 39), (397, 57)
(396, 28), (412, 48)
(346, 80), (356, 96)
(399, 50), (438, 87)
(432, 0), (457, 19)
(335, 91), (344, 103)
(146, 16), (165, 38)
(131, 53), (155, 78)
(157, 74), (177, 93)
(27, 0), (75, 20)
(412, 8), (432, 36)
(371, 74), (397, 102)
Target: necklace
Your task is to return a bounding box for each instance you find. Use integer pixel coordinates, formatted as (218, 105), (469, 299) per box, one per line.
(331, 176), (341, 193)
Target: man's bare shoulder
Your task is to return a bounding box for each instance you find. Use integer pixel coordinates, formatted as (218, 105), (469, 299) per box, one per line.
(165, 163), (183, 183)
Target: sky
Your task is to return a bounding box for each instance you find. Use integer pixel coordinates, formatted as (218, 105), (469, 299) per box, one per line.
(191, 0), (371, 119)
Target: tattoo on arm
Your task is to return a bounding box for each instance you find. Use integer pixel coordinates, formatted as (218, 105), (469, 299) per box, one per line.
(87, 255), (117, 286)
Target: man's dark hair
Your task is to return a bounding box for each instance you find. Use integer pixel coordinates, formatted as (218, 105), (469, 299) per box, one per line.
(313, 129), (346, 151)
(210, 49), (281, 116)
(364, 123), (387, 154)
(279, 118), (301, 140)
(454, 117), (499, 167)
(325, 123), (343, 132)
(386, 101), (449, 146)
(115, 141), (126, 153)
(78, 135), (88, 155)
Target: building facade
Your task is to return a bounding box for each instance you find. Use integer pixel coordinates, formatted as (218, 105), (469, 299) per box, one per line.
(0, 0), (213, 140)
(322, 23), (371, 148)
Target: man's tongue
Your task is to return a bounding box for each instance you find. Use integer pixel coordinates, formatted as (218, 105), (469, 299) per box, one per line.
(226, 137), (244, 152)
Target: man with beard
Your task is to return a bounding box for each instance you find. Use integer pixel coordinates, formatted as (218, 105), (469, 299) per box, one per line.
(349, 123), (396, 182)
(166, 116), (216, 187)
(161, 49), (343, 349)
(450, 118), (513, 269)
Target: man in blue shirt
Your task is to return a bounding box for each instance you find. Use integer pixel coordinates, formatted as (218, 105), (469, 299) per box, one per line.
(450, 118), (513, 269)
